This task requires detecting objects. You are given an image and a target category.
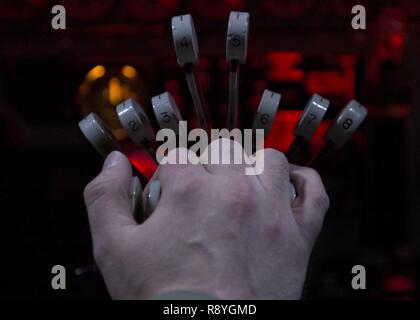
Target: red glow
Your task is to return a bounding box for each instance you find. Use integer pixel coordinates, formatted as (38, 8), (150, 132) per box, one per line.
(305, 71), (347, 95)
(390, 33), (405, 47)
(264, 111), (330, 155)
(266, 52), (356, 100)
(120, 140), (157, 180)
(264, 111), (298, 152)
(305, 55), (356, 101)
(383, 274), (416, 293)
(266, 52), (304, 82)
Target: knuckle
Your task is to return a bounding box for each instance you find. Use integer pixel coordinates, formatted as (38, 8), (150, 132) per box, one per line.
(166, 147), (189, 163)
(223, 177), (256, 214)
(275, 150), (289, 167)
(84, 178), (103, 206)
(298, 167), (330, 211)
(265, 148), (289, 172)
(311, 190), (330, 212)
(301, 167), (322, 182)
(299, 167), (330, 211)
(171, 168), (202, 199)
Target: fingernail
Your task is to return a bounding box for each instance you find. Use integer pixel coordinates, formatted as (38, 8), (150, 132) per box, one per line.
(103, 151), (123, 170)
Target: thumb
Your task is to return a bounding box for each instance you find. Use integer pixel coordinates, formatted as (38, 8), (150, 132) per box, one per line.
(84, 151), (136, 242)
(289, 164), (329, 240)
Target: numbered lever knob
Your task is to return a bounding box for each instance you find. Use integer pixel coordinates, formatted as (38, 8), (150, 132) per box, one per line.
(171, 14), (208, 132)
(171, 14), (199, 67)
(325, 100), (367, 149)
(116, 98), (155, 146)
(116, 98), (157, 161)
(252, 89), (281, 138)
(307, 100), (368, 167)
(152, 92), (185, 134)
(226, 11), (250, 130)
(287, 94), (329, 159)
(226, 11), (250, 64)
(79, 113), (119, 157)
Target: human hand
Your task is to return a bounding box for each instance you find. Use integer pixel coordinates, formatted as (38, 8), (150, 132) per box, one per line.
(83, 139), (329, 299)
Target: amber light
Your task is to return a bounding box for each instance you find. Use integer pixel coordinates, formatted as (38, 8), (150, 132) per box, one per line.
(77, 64), (145, 140)
(108, 77), (123, 105)
(122, 65), (137, 79)
(86, 65), (106, 81)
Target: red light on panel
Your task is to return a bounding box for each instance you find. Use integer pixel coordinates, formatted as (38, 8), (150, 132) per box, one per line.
(305, 71), (346, 95)
(305, 54), (356, 100)
(305, 70), (354, 101)
(265, 111), (330, 155)
(383, 274), (416, 293)
(120, 140), (157, 180)
(264, 111), (299, 152)
(390, 33), (405, 48)
(266, 52), (304, 82)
